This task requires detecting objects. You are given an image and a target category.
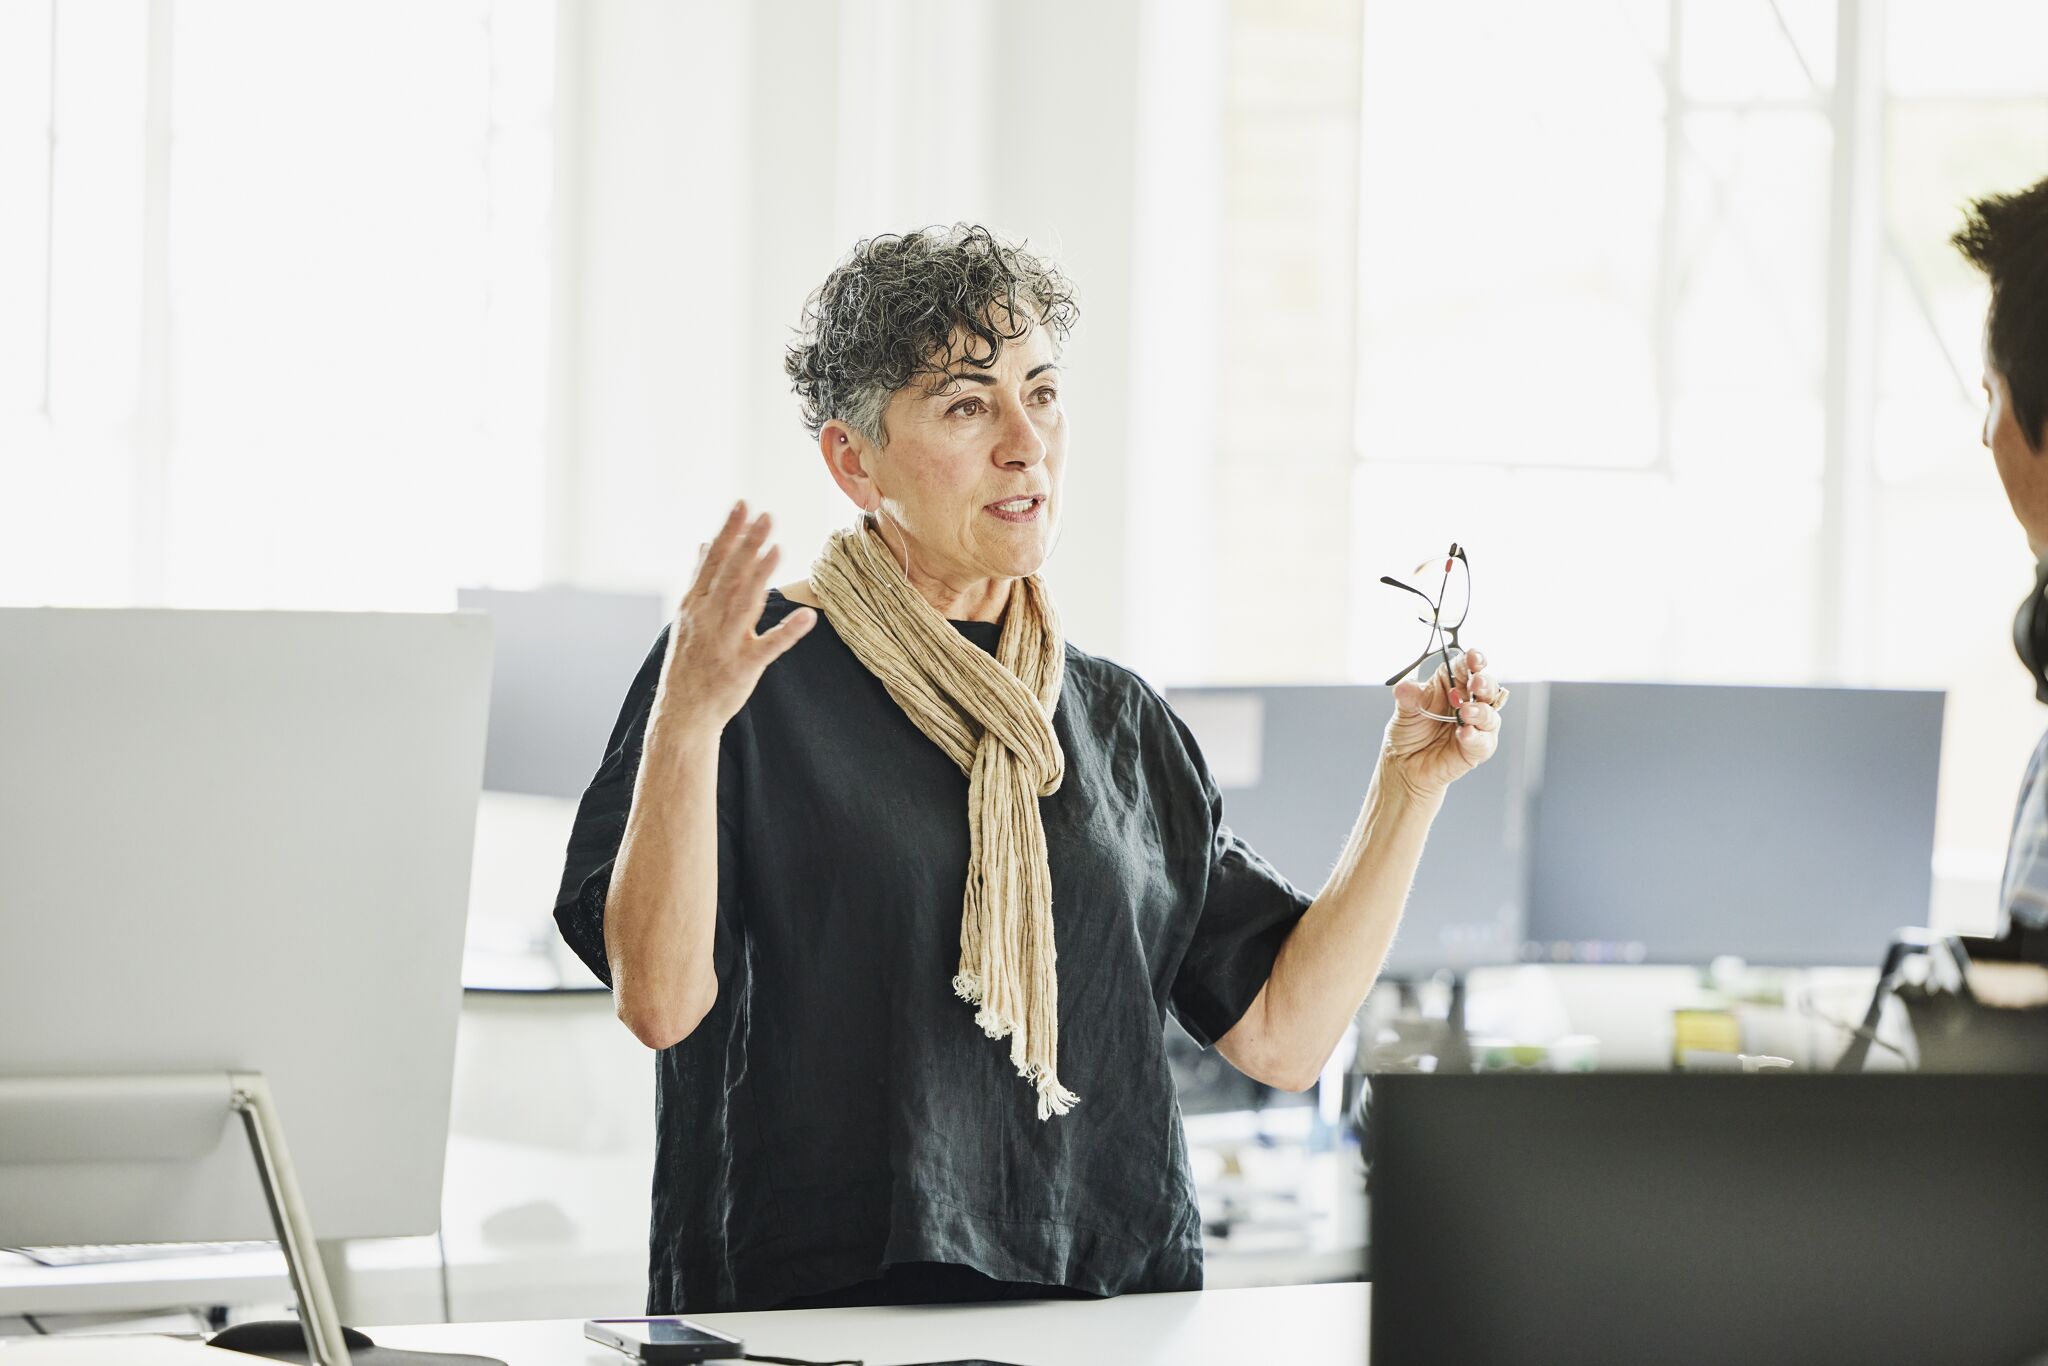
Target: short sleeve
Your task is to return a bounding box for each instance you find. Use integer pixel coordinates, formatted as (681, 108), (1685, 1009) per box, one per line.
(552, 626), (744, 988)
(1999, 729), (2048, 933)
(1162, 707), (1314, 1049)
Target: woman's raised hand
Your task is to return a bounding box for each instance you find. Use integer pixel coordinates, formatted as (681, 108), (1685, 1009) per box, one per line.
(1380, 648), (1507, 801)
(656, 501), (817, 734)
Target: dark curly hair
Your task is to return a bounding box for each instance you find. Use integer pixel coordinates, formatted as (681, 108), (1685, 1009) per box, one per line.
(1955, 176), (2048, 452)
(784, 224), (1080, 444)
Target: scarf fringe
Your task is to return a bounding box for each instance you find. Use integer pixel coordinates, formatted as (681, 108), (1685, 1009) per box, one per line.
(953, 971), (1082, 1119)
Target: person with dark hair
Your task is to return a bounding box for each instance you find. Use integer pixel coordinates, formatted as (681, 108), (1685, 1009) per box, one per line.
(551, 224), (1509, 1312)
(1955, 177), (2048, 960)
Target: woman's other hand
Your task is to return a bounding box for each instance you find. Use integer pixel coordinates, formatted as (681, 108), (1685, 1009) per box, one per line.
(656, 501), (817, 734)
(1381, 648), (1506, 801)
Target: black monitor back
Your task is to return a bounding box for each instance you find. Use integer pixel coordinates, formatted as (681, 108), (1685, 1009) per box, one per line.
(1369, 1072), (2048, 1366)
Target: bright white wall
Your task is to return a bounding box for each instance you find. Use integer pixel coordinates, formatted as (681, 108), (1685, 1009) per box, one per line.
(554, 0), (1174, 663)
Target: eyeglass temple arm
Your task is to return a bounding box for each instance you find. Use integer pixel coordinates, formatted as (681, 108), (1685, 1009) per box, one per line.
(1384, 638), (1463, 689)
(1379, 575), (1439, 607)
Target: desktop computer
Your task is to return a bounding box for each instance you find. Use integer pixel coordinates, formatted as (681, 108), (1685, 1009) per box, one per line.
(0, 608), (495, 1363)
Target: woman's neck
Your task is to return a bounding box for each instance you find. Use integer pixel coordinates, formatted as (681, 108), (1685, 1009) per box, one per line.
(779, 519), (1016, 623)
(777, 575), (1013, 624)
(909, 572), (1011, 624)
(873, 517), (1014, 623)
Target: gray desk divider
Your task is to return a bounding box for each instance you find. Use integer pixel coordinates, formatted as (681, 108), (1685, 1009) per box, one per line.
(1526, 681), (1944, 967)
(1165, 679), (1945, 976)
(1164, 683), (1536, 976)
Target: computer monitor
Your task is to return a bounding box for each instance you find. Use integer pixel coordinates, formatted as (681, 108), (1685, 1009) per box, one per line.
(1165, 684), (1534, 974)
(1368, 1072), (2048, 1366)
(456, 588), (663, 986)
(455, 587), (665, 799)
(1525, 681), (1944, 966)
(0, 608), (491, 1245)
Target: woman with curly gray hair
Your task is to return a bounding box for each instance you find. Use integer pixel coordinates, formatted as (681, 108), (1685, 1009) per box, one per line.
(554, 224), (1507, 1313)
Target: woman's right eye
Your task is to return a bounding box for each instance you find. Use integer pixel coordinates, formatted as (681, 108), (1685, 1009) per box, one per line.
(949, 397), (986, 417)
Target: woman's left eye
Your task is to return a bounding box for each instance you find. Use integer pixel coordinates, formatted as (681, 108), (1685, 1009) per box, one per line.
(1033, 387), (1058, 404)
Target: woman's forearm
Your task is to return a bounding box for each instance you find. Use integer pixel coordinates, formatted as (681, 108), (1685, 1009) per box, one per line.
(604, 696), (723, 1050)
(1218, 766), (1443, 1090)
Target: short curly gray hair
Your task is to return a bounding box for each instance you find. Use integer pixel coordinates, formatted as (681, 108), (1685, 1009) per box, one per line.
(784, 224), (1080, 445)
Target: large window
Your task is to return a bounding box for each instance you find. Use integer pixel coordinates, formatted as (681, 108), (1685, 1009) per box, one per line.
(0, 0), (556, 610)
(1345, 0), (2048, 907)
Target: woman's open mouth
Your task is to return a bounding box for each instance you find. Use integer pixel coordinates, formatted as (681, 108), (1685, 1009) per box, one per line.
(983, 495), (1047, 524)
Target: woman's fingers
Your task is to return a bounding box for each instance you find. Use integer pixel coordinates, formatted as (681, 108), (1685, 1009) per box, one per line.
(1455, 650), (1506, 707)
(740, 543), (782, 609)
(701, 504), (760, 598)
(660, 501), (810, 732)
(752, 604), (817, 662)
(1456, 700), (1501, 734)
(699, 508), (779, 620)
(699, 501), (753, 583)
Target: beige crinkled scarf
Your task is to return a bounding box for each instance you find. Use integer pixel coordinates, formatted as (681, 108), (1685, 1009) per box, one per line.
(811, 518), (1078, 1119)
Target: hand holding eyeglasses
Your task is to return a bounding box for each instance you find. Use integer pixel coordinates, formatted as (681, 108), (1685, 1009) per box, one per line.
(1379, 544), (1508, 798)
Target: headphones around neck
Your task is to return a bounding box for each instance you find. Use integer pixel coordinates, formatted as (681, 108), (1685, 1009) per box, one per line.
(2015, 556), (2048, 704)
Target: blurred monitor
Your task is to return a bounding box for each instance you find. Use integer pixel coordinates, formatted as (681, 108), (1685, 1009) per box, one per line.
(1369, 1072), (2048, 1366)
(1163, 1016), (1292, 1115)
(457, 586), (666, 798)
(0, 608), (491, 1243)
(1525, 682), (1944, 966)
(1166, 684), (1535, 976)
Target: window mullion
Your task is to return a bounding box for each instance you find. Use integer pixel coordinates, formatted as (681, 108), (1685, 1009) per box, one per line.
(1817, 0), (1887, 685)
(132, 0), (174, 604)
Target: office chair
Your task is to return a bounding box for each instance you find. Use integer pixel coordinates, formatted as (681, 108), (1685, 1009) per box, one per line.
(1835, 924), (2048, 1073)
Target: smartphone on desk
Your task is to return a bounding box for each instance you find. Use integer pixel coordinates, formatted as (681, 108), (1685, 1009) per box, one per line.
(584, 1316), (745, 1363)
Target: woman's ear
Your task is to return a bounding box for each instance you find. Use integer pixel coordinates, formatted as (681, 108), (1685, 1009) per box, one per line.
(819, 421), (879, 511)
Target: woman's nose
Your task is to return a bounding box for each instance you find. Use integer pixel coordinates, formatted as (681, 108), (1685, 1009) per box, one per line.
(994, 404), (1047, 468)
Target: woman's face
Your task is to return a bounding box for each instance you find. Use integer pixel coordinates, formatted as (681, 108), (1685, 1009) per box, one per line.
(839, 320), (1067, 594)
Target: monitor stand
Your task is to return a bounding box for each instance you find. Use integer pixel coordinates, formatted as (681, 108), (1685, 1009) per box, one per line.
(0, 1071), (503, 1366)
(213, 1073), (507, 1366)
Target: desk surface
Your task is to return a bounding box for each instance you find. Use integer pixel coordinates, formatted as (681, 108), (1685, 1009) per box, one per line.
(369, 1283), (1370, 1366)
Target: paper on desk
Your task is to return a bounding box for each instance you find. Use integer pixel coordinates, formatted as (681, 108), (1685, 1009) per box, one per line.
(1168, 692), (1264, 789)
(0, 1338), (250, 1362)
(1965, 961), (2048, 1010)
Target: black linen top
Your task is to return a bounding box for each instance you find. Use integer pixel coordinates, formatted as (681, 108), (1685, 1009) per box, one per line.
(553, 590), (1312, 1313)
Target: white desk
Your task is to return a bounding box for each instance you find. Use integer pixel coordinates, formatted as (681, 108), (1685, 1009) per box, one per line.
(369, 1283), (1370, 1366)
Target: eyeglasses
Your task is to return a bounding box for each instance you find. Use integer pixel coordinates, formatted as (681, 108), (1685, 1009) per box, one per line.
(1380, 543), (1470, 724)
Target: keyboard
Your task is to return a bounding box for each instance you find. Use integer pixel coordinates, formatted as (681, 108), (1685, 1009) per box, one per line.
(1, 1242), (272, 1268)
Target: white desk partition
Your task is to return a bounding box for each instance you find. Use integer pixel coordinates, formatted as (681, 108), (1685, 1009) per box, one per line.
(0, 608), (492, 1248)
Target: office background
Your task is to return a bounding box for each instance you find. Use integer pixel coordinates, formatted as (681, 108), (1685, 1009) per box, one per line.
(4, 0), (2044, 919)
(3, 0), (2046, 1334)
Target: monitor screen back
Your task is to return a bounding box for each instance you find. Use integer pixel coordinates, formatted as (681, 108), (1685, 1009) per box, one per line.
(1369, 1072), (2048, 1366)
(458, 587), (665, 798)
(1526, 681), (1943, 965)
(1165, 684), (1532, 973)
(0, 608), (491, 1243)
